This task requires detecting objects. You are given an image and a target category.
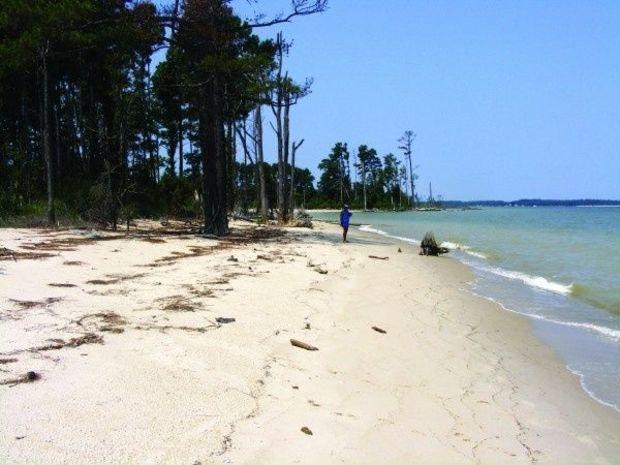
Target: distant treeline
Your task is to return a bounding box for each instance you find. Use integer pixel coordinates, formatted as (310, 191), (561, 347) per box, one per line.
(441, 199), (620, 208)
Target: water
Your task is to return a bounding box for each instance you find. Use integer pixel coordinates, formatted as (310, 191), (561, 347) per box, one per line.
(311, 207), (620, 412)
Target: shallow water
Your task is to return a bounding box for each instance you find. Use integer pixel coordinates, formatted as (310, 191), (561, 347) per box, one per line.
(312, 207), (620, 412)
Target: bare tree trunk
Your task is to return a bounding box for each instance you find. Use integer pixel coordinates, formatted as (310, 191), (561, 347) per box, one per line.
(408, 153), (415, 208)
(282, 94), (291, 221)
(362, 165), (367, 211)
(178, 116), (184, 177)
(254, 106), (268, 220)
(290, 139), (304, 213)
(40, 45), (56, 226)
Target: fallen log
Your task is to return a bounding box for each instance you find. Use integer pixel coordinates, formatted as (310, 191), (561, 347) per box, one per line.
(290, 339), (318, 351)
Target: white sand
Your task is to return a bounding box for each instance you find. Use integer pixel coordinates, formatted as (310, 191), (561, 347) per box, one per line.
(1, 221), (619, 464)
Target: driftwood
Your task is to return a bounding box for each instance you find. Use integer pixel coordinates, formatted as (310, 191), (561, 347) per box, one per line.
(368, 255), (389, 260)
(290, 339), (318, 351)
(419, 232), (449, 256)
(216, 317), (236, 324)
(371, 326), (387, 334)
(301, 426), (313, 435)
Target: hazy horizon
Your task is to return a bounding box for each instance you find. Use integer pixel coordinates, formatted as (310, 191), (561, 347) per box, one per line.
(232, 0), (620, 201)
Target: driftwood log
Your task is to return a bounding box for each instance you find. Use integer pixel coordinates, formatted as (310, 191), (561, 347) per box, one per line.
(290, 339), (319, 351)
(419, 232), (449, 256)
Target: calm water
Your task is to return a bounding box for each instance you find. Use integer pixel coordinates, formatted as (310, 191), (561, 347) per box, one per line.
(312, 207), (620, 412)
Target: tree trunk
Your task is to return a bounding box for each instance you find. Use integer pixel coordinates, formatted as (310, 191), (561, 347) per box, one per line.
(362, 166), (367, 211)
(254, 106), (268, 221)
(408, 153), (415, 208)
(199, 79), (229, 236)
(282, 95), (290, 221)
(178, 116), (184, 177)
(289, 142), (296, 214)
(40, 46), (56, 226)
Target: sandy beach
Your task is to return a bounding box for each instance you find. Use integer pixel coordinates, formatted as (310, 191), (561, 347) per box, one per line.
(1, 221), (619, 465)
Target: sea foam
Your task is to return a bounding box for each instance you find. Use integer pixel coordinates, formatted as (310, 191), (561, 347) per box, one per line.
(470, 292), (620, 342)
(467, 262), (573, 295)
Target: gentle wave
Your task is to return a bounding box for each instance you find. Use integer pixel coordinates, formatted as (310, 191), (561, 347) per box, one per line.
(358, 225), (487, 259)
(359, 224), (573, 296)
(470, 291), (620, 342)
(465, 261), (573, 296)
(566, 366), (620, 413)
(359, 225), (420, 245)
(441, 241), (488, 259)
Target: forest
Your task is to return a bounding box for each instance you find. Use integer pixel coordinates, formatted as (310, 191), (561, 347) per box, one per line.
(0, 0), (420, 233)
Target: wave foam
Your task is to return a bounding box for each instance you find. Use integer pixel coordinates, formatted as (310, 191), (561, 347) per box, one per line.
(467, 262), (573, 295)
(358, 225), (420, 245)
(441, 241), (488, 259)
(566, 366), (620, 413)
(471, 292), (620, 342)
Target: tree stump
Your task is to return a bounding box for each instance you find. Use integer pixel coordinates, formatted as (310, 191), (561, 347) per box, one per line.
(419, 232), (449, 256)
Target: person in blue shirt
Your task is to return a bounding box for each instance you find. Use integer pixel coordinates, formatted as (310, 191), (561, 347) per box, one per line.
(339, 205), (352, 242)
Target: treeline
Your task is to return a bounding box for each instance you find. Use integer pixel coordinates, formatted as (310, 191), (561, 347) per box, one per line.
(0, 0), (327, 233)
(309, 132), (420, 210)
(442, 199), (620, 208)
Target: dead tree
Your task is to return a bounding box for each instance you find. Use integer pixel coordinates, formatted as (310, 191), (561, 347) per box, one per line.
(398, 130), (417, 209)
(269, 33), (312, 223)
(289, 139), (304, 213)
(419, 232), (449, 256)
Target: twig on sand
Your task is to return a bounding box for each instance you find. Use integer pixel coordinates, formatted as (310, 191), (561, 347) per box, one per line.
(368, 255), (389, 260)
(301, 426), (313, 435)
(290, 339), (319, 351)
(371, 326), (387, 334)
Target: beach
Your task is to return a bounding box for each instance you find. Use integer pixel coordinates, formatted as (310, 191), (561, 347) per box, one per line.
(1, 221), (619, 464)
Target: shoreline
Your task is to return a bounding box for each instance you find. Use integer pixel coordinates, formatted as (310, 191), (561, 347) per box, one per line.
(1, 221), (619, 463)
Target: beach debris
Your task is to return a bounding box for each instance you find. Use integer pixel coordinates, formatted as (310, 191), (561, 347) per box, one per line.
(216, 317), (236, 324)
(0, 371), (41, 386)
(292, 211), (313, 229)
(1, 247), (54, 261)
(48, 283), (77, 288)
(372, 326), (387, 334)
(300, 426), (313, 435)
(314, 266), (328, 275)
(157, 295), (198, 312)
(0, 358), (18, 365)
(290, 339), (319, 351)
(304, 322), (311, 330)
(141, 237), (166, 244)
(63, 260), (85, 266)
(86, 272), (147, 286)
(368, 255), (389, 260)
(419, 232), (449, 256)
(398, 248), (402, 253)
(9, 297), (62, 310)
(35, 333), (103, 351)
(292, 385), (299, 390)
(227, 255), (239, 262)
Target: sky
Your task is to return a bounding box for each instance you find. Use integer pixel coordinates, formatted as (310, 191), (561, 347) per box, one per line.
(231, 0), (620, 201)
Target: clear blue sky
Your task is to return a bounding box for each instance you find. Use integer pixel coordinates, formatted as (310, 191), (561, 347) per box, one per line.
(233, 0), (620, 200)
